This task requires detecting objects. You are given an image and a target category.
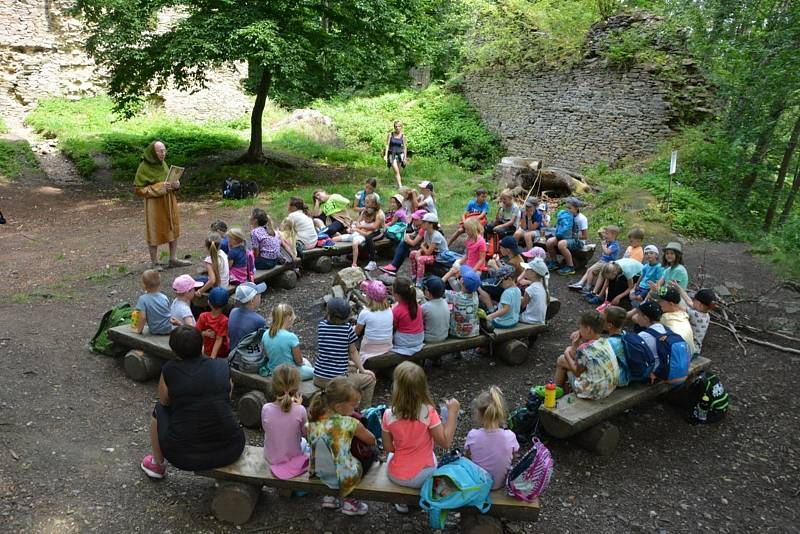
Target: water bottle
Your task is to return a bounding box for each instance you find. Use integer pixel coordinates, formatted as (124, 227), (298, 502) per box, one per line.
(695, 394), (710, 423)
(439, 402), (448, 424)
(544, 381), (557, 409)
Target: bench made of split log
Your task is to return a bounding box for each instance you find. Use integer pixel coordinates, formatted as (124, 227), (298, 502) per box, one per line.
(538, 356), (711, 455)
(106, 326), (319, 427)
(226, 264), (297, 294)
(532, 241), (596, 271)
(300, 239), (394, 273)
(197, 445), (539, 533)
(363, 298), (560, 372)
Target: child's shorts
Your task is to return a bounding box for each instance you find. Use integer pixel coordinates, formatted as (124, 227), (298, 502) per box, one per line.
(339, 233), (366, 245)
(588, 260), (608, 275)
(564, 238), (585, 251)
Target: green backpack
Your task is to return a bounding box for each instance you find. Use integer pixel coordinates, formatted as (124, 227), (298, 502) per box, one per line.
(90, 303), (133, 356)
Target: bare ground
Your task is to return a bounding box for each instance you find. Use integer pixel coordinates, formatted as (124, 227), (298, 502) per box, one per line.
(1, 173), (799, 534)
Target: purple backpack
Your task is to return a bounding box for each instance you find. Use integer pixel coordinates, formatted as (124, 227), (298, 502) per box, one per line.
(506, 437), (554, 502)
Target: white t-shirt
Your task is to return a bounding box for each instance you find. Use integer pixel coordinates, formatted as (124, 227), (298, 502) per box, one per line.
(356, 308), (393, 342)
(420, 195), (437, 216)
(574, 213), (588, 237)
(170, 298), (195, 326)
(287, 210), (318, 248)
(204, 250), (230, 287)
(521, 282), (547, 325)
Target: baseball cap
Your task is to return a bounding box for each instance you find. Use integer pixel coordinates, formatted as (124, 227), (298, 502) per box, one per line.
(423, 276), (445, 298)
(537, 202), (548, 211)
(565, 197), (583, 208)
(644, 245), (659, 255)
(422, 212), (439, 223)
(411, 209), (427, 221)
(521, 257), (549, 277)
(326, 297), (351, 320)
(693, 288), (718, 308)
(418, 181), (434, 191)
(637, 300), (663, 322)
(522, 247), (547, 260)
(658, 286), (681, 304)
(664, 241), (683, 253)
(460, 265), (481, 293)
(360, 280), (387, 302)
(525, 197), (538, 208)
(208, 286), (230, 308)
(495, 264), (516, 280)
(235, 281), (267, 303)
(172, 274), (203, 293)
(500, 236), (521, 255)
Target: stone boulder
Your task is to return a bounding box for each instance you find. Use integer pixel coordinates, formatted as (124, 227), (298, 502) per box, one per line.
(493, 157), (590, 196)
(333, 267), (366, 293)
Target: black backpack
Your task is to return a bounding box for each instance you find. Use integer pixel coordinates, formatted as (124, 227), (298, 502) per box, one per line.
(223, 178), (259, 200)
(687, 371), (729, 425)
(507, 389), (543, 446)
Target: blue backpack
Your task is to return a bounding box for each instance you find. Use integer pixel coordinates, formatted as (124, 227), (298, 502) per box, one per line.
(419, 458), (493, 529)
(360, 404), (386, 447)
(645, 327), (690, 386)
(619, 331), (656, 384)
(554, 209), (574, 240)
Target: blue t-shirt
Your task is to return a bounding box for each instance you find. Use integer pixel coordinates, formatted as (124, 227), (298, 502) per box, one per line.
(228, 307), (267, 349)
(600, 240), (620, 262)
(262, 329), (300, 375)
(465, 198), (490, 214)
(314, 320), (358, 380)
(228, 245), (247, 268)
(135, 292), (172, 334)
(494, 286), (521, 329)
(220, 237), (229, 255)
(638, 262), (665, 289)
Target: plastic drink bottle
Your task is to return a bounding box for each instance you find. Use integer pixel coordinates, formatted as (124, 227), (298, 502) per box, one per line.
(544, 382), (557, 409)
(131, 310), (143, 331)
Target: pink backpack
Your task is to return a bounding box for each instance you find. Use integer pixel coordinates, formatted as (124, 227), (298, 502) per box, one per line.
(506, 437), (554, 502)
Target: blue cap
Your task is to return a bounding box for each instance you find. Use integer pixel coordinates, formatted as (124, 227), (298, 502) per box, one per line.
(495, 264), (516, 280)
(460, 265), (481, 293)
(208, 286), (229, 307)
(500, 236), (521, 255)
(424, 276), (445, 298)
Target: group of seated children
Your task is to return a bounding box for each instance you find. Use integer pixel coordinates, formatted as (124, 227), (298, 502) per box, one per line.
(260, 359), (518, 516)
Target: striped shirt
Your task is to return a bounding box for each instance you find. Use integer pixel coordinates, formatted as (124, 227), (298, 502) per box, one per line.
(314, 320), (357, 380)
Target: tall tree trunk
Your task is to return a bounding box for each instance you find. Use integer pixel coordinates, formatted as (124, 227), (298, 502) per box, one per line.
(245, 67), (272, 162)
(764, 114), (800, 231)
(778, 160), (800, 225)
(738, 98), (786, 198)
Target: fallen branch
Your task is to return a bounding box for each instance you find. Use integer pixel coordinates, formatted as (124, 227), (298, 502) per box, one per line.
(711, 320), (746, 356)
(736, 324), (800, 344)
(711, 320), (800, 355)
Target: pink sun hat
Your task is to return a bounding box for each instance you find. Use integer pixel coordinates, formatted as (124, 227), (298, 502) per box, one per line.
(172, 274), (203, 293)
(360, 280), (387, 302)
(522, 247), (547, 260)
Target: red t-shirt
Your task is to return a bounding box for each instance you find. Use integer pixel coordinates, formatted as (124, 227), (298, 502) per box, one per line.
(382, 405), (441, 480)
(196, 312), (230, 357)
(392, 301), (424, 334)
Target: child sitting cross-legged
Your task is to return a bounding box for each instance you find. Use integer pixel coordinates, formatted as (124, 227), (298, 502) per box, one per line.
(355, 280), (394, 361)
(446, 266), (482, 338)
(134, 269), (173, 335)
(196, 287), (230, 358)
(554, 311), (619, 400)
(483, 265), (522, 329)
(382, 361), (460, 513)
(260, 303), (315, 380)
(261, 364), (309, 480)
(569, 225), (621, 294)
(422, 277), (450, 343)
(518, 257), (551, 325)
(308, 377), (376, 516)
(170, 274), (201, 326)
(464, 386), (519, 490)
(442, 217), (486, 288)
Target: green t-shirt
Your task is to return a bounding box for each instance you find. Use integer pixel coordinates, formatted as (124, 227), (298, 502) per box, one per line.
(322, 194), (350, 217)
(661, 264), (689, 289)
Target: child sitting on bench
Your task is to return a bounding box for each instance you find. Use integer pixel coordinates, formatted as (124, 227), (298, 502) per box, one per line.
(446, 266), (481, 338)
(226, 228), (254, 284)
(170, 274), (201, 327)
(630, 245), (663, 307)
(261, 364), (309, 480)
(484, 265), (521, 329)
(519, 257), (550, 325)
(603, 305), (629, 387)
(447, 187), (489, 247)
(355, 281), (394, 361)
(308, 377), (376, 516)
(261, 303), (314, 380)
(465, 386), (519, 490)
(391, 277), (425, 356)
(671, 283), (717, 358)
(568, 225), (620, 294)
(442, 217), (486, 288)
(422, 277), (449, 343)
(554, 310), (619, 400)
(134, 269), (173, 335)
(196, 287), (229, 358)
(409, 213), (460, 288)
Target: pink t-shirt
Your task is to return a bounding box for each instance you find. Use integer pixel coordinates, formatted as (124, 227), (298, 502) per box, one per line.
(465, 428), (519, 489)
(261, 402), (309, 479)
(464, 237), (487, 269)
(392, 301), (424, 334)
(383, 405), (441, 480)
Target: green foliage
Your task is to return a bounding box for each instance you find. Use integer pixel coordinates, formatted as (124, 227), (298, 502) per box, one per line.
(315, 85), (502, 170)
(0, 139), (38, 182)
(0, 117), (7, 134)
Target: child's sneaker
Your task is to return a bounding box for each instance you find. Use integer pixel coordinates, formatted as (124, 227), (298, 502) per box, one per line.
(557, 265), (576, 275)
(140, 455), (166, 479)
(322, 495), (340, 509)
(365, 261), (377, 271)
(580, 286), (594, 295)
(341, 498), (368, 516)
(568, 282), (584, 292)
(546, 260), (559, 270)
(379, 264), (397, 275)
(586, 295), (603, 305)
(393, 503), (410, 514)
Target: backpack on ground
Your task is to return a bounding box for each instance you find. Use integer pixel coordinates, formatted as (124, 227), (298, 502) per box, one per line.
(227, 327), (267, 373)
(507, 389), (543, 446)
(90, 303), (133, 356)
(687, 371), (729, 425)
(506, 437), (554, 502)
(419, 457), (493, 529)
(554, 209), (574, 240)
(619, 331), (656, 384)
(223, 178), (259, 200)
(645, 327), (690, 386)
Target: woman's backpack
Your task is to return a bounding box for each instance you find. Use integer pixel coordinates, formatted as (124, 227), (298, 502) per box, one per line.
(419, 458), (493, 529)
(646, 327), (690, 386)
(554, 209), (574, 240)
(620, 331), (656, 384)
(227, 327), (267, 373)
(506, 437), (554, 502)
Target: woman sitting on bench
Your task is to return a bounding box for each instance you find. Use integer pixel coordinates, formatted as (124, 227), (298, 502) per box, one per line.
(140, 326), (245, 479)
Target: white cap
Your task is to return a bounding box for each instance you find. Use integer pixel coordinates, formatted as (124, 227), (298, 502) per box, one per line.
(644, 245), (659, 255)
(235, 281), (267, 303)
(418, 180), (433, 191)
(422, 212), (439, 223)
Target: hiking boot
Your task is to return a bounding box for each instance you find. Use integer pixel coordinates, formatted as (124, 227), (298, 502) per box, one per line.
(341, 498), (368, 516)
(568, 282), (584, 292)
(379, 264), (397, 275)
(168, 258), (192, 268)
(557, 265), (576, 275)
(546, 260), (559, 270)
(365, 261), (377, 271)
(140, 455), (166, 479)
(322, 496), (340, 509)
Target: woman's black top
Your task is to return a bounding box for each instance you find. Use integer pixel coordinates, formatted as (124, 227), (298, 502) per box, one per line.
(389, 133), (405, 154)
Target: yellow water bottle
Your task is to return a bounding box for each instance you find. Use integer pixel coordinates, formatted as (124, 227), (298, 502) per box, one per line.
(131, 309), (143, 331)
(544, 381), (557, 409)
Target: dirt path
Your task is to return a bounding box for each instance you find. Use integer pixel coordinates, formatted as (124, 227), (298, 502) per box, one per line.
(1, 167), (799, 533)
(1, 115), (83, 185)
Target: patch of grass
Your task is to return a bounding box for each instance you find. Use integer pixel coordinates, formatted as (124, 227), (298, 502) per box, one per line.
(56, 252), (66, 261)
(0, 117), (7, 134)
(0, 139), (39, 182)
(85, 268), (114, 282)
(12, 293), (31, 304)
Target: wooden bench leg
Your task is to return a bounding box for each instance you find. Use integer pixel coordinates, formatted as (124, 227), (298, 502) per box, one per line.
(496, 339), (529, 366)
(237, 390), (267, 428)
(276, 270), (298, 290)
(124, 350), (163, 382)
(572, 422), (619, 456)
(311, 256), (332, 273)
(461, 512), (503, 534)
(211, 481), (261, 525)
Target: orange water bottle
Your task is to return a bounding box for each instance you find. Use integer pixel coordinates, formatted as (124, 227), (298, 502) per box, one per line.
(131, 309), (143, 331)
(544, 381), (557, 409)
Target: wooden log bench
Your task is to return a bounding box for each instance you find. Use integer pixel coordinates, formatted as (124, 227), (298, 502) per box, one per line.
(364, 299), (560, 373)
(531, 240), (596, 271)
(538, 356), (711, 455)
(197, 445), (539, 533)
(300, 239), (394, 274)
(106, 326), (319, 427)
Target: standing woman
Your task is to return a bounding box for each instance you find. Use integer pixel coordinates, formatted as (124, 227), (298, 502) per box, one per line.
(383, 121), (407, 188)
(134, 141), (191, 270)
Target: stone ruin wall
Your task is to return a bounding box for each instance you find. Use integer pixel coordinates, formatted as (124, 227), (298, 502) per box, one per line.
(0, 0), (251, 123)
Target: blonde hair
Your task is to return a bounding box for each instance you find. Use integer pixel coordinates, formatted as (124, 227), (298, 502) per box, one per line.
(390, 362), (433, 421)
(269, 303), (295, 338)
(464, 217), (483, 240)
(279, 218), (297, 249)
(499, 188), (513, 200)
(367, 296), (390, 312)
(308, 377), (359, 422)
(525, 269), (551, 304)
(271, 364), (301, 413)
(204, 232), (221, 287)
(601, 261), (622, 280)
(142, 269), (161, 290)
(227, 227), (246, 247)
(364, 193), (380, 210)
(473, 386), (507, 429)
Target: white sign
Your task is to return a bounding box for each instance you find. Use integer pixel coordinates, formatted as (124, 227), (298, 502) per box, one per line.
(669, 150), (678, 175)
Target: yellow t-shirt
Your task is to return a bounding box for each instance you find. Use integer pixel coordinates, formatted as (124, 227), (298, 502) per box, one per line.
(661, 311), (696, 354)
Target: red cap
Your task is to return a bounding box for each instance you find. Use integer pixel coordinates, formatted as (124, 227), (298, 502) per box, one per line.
(545, 383), (556, 390)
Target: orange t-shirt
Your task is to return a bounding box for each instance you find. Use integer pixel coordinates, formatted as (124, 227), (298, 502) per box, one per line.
(625, 245), (644, 263)
(382, 405), (441, 480)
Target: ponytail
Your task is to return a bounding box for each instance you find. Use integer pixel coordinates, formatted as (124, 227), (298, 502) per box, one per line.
(542, 273), (551, 305)
(473, 386), (507, 430)
(269, 303), (294, 338)
(205, 232), (221, 287)
(308, 377), (358, 422)
(289, 197), (309, 216)
(271, 364), (301, 413)
(393, 276), (418, 320)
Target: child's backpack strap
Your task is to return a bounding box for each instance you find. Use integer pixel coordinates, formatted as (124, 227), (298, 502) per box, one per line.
(312, 437), (340, 489)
